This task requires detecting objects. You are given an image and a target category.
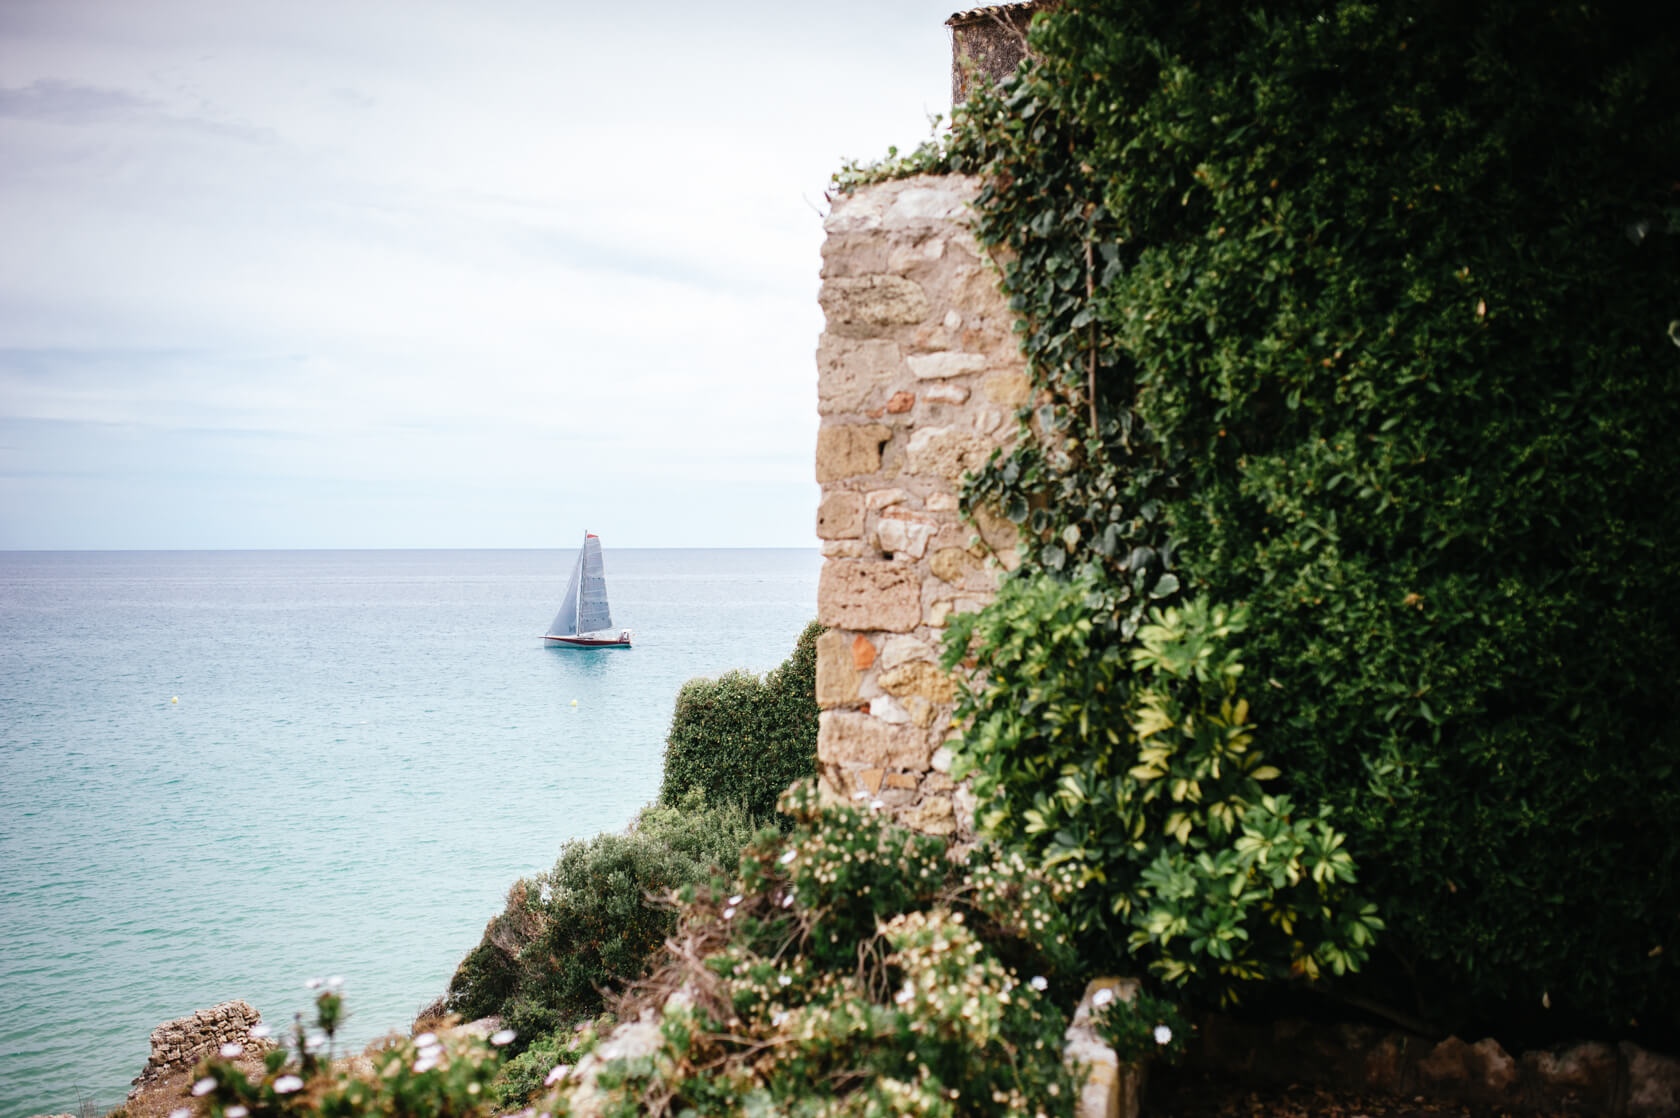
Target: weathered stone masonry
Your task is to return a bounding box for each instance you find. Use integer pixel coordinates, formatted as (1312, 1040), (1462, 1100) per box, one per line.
(812, 173), (1024, 839)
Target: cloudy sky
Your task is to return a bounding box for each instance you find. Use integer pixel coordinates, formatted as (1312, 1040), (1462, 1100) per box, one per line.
(0, 0), (966, 549)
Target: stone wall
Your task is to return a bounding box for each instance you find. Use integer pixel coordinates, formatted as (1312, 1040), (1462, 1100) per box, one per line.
(128, 999), (274, 1098)
(812, 173), (1024, 840)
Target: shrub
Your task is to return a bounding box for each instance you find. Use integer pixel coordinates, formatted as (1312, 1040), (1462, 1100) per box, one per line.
(945, 576), (1379, 1003)
(534, 785), (1081, 1117)
(936, 0), (1680, 1036)
(444, 793), (757, 1036)
(661, 619), (822, 824)
(190, 989), (510, 1118)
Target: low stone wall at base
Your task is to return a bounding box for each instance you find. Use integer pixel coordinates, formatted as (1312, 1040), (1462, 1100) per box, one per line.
(1188, 1014), (1680, 1116)
(129, 1000), (275, 1099)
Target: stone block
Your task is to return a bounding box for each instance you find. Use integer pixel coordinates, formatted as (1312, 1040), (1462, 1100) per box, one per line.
(818, 560), (922, 632)
(1625, 1042), (1680, 1117)
(817, 337), (902, 415)
(926, 492), (959, 511)
(816, 491), (864, 539)
(815, 630), (860, 707)
(816, 423), (891, 482)
(984, 371), (1033, 407)
(970, 501), (1020, 551)
(1522, 1041), (1617, 1110)
(818, 711), (933, 770)
(820, 539), (866, 559)
(868, 695), (909, 723)
(866, 487), (909, 510)
(876, 636), (931, 672)
(903, 695), (936, 727)
(905, 426), (991, 480)
(851, 635), (876, 670)
(889, 235), (945, 273)
(930, 546), (979, 584)
(878, 660), (955, 702)
(923, 383), (971, 405)
(908, 351), (987, 379)
(876, 508), (939, 559)
(883, 391), (915, 414)
(819, 275), (931, 334)
(902, 795), (958, 836)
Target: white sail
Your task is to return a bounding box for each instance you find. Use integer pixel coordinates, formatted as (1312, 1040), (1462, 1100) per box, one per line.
(576, 534), (613, 634)
(545, 545), (584, 637)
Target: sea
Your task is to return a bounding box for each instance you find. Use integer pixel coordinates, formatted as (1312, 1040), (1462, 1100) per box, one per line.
(0, 548), (820, 1118)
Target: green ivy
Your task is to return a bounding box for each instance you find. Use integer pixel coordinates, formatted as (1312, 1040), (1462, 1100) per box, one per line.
(934, 0), (1679, 1036)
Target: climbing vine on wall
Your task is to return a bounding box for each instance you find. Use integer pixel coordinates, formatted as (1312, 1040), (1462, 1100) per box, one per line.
(846, 0), (1680, 1040)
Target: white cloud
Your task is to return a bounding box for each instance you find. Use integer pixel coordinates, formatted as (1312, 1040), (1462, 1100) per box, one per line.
(0, 0), (960, 547)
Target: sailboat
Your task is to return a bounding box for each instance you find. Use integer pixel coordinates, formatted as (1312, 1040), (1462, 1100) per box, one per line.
(544, 532), (633, 649)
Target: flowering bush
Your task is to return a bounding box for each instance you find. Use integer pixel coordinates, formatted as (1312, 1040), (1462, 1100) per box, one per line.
(188, 985), (510, 1118)
(531, 784), (1083, 1116)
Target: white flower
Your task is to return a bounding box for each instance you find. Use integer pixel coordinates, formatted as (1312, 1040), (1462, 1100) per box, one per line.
(779, 849), (797, 865)
(869, 799), (885, 812)
(219, 1042), (244, 1058)
(852, 790), (870, 800)
(781, 894), (795, 908)
(412, 1056), (438, 1074)
(777, 974), (792, 987)
(894, 985), (914, 1005)
(1029, 976), (1048, 992)
(169, 1108), (192, 1118)
(248, 1024), (272, 1040)
(304, 978), (322, 990)
(273, 1075), (304, 1095)
(191, 1078), (217, 1097)
(771, 1010), (789, 1027)
(722, 906), (737, 920)
(227, 1106), (249, 1117)
(413, 1032), (437, 1048)
(544, 1064), (570, 1087)
(1153, 1025), (1173, 1045)
(728, 894), (743, 906)
(327, 975), (344, 989)
(491, 1028), (517, 1046)
(1091, 988), (1115, 1008)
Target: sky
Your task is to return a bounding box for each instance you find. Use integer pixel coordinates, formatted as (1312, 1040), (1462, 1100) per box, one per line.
(0, 0), (968, 549)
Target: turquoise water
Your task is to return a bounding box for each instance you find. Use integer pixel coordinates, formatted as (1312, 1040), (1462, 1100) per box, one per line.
(0, 549), (819, 1118)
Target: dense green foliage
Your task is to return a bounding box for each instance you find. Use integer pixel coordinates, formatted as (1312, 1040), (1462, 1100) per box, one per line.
(946, 578), (1379, 1001)
(536, 785), (1082, 1117)
(929, 0), (1680, 1034)
(445, 794), (757, 1039)
(661, 620), (823, 824)
(192, 989), (509, 1118)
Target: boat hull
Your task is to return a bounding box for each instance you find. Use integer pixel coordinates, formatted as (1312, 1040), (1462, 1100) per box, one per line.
(544, 633), (632, 649)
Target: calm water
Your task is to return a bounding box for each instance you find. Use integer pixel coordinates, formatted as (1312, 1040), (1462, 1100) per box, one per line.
(0, 549), (819, 1118)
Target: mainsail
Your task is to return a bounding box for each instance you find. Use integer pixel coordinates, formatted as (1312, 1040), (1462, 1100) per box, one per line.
(576, 534), (613, 634)
(546, 532), (612, 638)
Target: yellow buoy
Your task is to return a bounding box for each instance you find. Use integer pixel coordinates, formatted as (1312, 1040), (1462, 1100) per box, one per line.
(171, 697), (179, 704)
(570, 699), (579, 706)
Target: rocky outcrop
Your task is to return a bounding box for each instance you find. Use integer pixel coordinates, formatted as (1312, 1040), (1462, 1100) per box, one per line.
(129, 1000), (275, 1099)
